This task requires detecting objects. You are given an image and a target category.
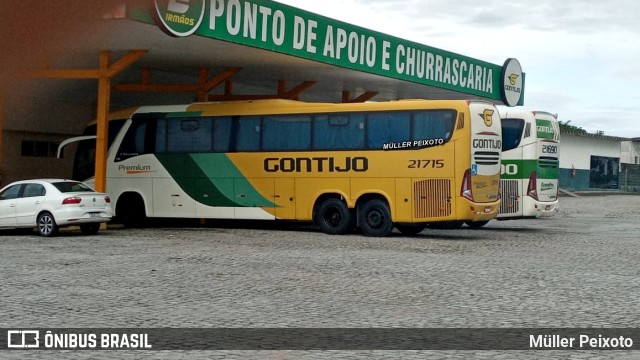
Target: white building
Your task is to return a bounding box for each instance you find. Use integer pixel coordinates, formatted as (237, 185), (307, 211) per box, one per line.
(559, 132), (640, 191)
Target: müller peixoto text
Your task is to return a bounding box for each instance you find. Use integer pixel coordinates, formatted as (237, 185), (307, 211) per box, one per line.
(530, 334), (634, 349)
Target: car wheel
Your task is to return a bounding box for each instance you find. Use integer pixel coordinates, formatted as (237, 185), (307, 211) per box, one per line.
(37, 212), (59, 237)
(359, 199), (393, 237)
(80, 223), (101, 235)
(316, 198), (353, 235)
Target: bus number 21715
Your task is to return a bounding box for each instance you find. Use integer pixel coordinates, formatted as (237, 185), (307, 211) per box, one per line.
(408, 160), (445, 169)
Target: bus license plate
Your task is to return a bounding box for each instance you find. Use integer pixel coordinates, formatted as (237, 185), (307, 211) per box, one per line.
(484, 207), (491, 213)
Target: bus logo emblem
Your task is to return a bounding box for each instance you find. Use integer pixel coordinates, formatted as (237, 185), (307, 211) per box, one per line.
(481, 109), (494, 127)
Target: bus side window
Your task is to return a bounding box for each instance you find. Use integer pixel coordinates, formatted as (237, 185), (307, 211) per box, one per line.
(313, 114), (364, 150)
(213, 116), (233, 152)
(166, 117), (213, 153)
(412, 110), (456, 142)
(366, 112), (410, 149)
(263, 115), (311, 151)
(236, 116), (261, 152)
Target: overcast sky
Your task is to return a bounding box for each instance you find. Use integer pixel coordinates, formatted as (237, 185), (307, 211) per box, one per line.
(277, 0), (640, 138)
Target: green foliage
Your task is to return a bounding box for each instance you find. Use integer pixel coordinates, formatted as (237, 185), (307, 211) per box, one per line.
(558, 120), (588, 134)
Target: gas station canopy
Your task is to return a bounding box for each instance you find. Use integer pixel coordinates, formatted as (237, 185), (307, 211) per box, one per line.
(3, 0), (525, 107)
(1, 0), (524, 191)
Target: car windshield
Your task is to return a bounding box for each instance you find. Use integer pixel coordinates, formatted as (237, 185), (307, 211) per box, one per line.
(52, 181), (94, 193)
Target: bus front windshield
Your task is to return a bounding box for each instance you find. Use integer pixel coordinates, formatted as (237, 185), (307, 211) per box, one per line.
(72, 120), (127, 181)
(501, 118), (525, 152)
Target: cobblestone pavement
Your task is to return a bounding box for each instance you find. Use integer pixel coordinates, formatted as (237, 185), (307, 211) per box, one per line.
(1, 195), (639, 359)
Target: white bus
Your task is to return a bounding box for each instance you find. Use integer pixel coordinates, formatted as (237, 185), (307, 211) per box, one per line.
(496, 110), (560, 221)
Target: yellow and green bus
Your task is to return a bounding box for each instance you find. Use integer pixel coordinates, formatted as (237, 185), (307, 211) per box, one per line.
(62, 99), (502, 236)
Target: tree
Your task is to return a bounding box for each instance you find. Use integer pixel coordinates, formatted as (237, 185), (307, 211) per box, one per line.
(558, 120), (587, 134)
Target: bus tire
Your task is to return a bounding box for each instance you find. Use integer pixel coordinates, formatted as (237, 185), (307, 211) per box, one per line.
(80, 223), (101, 235)
(359, 199), (393, 237)
(396, 223), (426, 236)
(429, 221), (464, 229)
(465, 220), (490, 229)
(316, 198), (353, 235)
(116, 193), (147, 228)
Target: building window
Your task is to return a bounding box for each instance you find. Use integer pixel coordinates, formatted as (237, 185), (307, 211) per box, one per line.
(590, 156), (619, 189)
(21, 140), (60, 158)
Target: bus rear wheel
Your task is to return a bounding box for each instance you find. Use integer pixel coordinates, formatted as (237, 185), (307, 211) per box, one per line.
(429, 221), (464, 229)
(80, 223), (100, 235)
(359, 199), (393, 237)
(396, 223), (426, 236)
(316, 198), (353, 235)
(465, 220), (490, 229)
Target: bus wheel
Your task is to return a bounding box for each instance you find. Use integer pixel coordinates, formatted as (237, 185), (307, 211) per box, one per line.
(359, 199), (393, 237)
(429, 221), (464, 229)
(316, 198), (352, 235)
(465, 220), (490, 229)
(396, 223), (425, 236)
(80, 223), (100, 235)
(116, 193), (147, 228)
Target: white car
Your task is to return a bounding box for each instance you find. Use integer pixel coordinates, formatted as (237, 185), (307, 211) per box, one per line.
(0, 179), (112, 237)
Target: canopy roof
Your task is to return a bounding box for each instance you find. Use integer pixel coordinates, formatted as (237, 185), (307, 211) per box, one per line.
(2, 0), (524, 107)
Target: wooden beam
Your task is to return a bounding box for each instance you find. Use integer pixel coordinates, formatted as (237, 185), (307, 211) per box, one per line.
(106, 50), (147, 78)
(0, 86), (3, 185)
(349, 91), (379, 103)
(25, 69), (100, 79)
(202, 67), (241, 91)
(94, 51), (111, 193)
(25, 50), (147, 80)
(209, 80), (316, 101)
(114, 67), (242, 99)
(281, 81), (317, 99)
(114, 83), (202, 92)
(23, 50), (146, 192)
(196, 67), (210, 102)
(342, 90), (379, 103)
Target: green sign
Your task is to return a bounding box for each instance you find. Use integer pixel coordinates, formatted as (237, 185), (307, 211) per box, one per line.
(154, 0), (206, 37)
(132, 0), (525, 104)
(536, 119), (557, 140)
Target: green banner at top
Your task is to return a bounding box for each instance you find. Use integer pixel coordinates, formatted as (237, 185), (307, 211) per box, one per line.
(133, 0), (524, 105)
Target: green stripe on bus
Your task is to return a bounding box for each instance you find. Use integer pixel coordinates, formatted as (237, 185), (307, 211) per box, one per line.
(190, 153), (277, 208)
(155, 153), (276, 208)
(501, 159), (559, 180)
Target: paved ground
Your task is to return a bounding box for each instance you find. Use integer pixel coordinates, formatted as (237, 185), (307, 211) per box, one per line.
(1, 195), (639, 359)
